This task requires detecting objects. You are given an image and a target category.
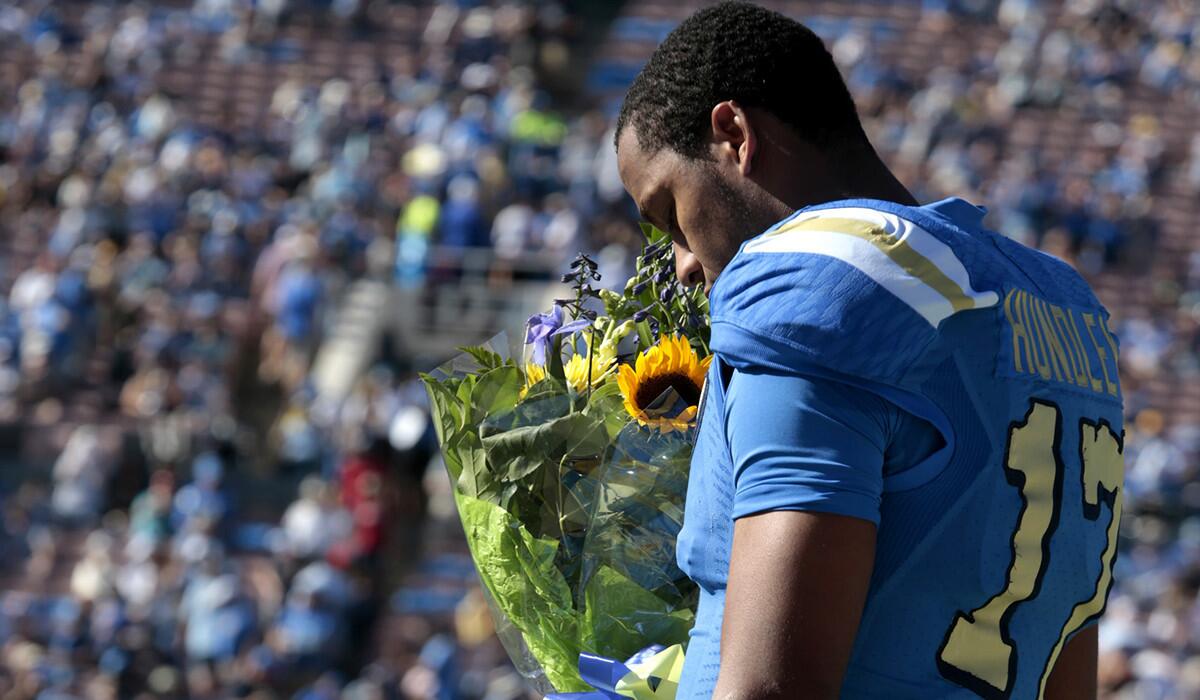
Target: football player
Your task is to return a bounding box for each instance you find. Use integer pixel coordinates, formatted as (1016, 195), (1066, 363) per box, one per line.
(614, 3), (1125, 698)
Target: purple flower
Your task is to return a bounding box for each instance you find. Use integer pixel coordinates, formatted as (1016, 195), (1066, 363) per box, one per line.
(524, 306), (591, 365)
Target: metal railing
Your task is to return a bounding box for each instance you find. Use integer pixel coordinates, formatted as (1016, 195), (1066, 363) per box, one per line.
(389, 245), (573, 365)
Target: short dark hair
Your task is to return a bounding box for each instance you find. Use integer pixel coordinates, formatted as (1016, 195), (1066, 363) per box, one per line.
(615, 1), (866, 158)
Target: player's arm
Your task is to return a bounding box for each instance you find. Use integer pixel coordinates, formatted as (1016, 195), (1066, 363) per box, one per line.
(1044, 624), (1098, 700)
(714, 510), (876, 700)
(711, 368), (894, 700)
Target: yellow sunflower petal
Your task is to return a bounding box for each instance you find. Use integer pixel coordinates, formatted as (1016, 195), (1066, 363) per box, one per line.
(618, 364), (643, 418)
(693, 354), (713, 387)
(680, 336), (696, 369)
(639, 348), (658, 378)
(618, 363), (636, 396)
(660, 340), (675, 367)
(682, 342), (698, 378)
(659, 336), (678, 375)
(651, 406), (696, 435)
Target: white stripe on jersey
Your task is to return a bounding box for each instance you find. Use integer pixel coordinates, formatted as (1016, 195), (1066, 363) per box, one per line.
(744, 207), (1000, 327)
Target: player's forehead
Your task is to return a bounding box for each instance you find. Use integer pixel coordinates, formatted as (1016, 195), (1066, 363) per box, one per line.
(616, 126), (678, 213)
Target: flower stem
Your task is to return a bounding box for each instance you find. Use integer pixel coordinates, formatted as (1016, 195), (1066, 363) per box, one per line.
(557, 455), (567, 545)
(587, 327), (595, 402)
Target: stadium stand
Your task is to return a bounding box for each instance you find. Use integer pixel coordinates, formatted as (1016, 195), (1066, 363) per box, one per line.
(0, 0), (592, 696)
(0, 0), (1197, 697)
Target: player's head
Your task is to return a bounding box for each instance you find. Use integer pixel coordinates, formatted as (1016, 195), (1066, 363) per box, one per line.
(615, 1), (879, 294)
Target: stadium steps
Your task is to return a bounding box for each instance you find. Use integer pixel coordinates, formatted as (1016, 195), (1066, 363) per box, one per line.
(385, 255), (567, 366)
(310, 278), (392, 408)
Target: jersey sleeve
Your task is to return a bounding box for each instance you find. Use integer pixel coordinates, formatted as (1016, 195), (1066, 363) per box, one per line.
(726, 367), (892, 525)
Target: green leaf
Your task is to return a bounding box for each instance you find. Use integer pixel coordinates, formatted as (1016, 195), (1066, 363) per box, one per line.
(482, 412), (608, 483)
(579, 565), (694, 659)
(585, 380), (622, 406)
(635, 319), (656, 352)
(455, 376), (477, 431)
(455, 494), (589, 691)
(454, 432), (490, 498)
(516, 379), (570, 414)
(639, 221), (670, 246)
(584, 382), (628, 441)
(458, 344), (510, 372)
(423, 367), (523, 504)
(468, 366), (523, 424)
(421, 375), (467, 479)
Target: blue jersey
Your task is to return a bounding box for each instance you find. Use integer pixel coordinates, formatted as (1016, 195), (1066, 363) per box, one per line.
(677, 197), (1125, 699)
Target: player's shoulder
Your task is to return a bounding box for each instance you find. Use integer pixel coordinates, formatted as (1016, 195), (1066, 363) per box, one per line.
(709, 197), (1002, 385)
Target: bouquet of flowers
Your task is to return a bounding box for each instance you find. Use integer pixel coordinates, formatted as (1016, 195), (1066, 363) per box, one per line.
(422, 226), (710, 695)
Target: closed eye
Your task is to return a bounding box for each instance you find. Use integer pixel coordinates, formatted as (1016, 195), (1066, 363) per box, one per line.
(638, 207), (669, 236)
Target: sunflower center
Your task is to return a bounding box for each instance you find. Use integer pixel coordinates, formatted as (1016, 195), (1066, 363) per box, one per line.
(634, 371), (701, 410)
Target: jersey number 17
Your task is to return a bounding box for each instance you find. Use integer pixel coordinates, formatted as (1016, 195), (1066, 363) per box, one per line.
(936, 399), (1123, 699)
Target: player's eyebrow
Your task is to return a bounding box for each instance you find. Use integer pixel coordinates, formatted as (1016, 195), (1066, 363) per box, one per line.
(637, 185), (670, 233)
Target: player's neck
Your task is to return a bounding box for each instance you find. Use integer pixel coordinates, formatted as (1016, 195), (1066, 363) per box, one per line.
(771, 141), (919, 211)
(833, 147), (919, 207)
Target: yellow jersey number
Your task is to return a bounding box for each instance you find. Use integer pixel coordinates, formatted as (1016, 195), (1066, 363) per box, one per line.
(936, 400), (1124, 699)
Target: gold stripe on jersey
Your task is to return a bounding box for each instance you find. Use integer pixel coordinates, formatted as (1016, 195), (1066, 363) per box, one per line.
(775, 216), (983, 313)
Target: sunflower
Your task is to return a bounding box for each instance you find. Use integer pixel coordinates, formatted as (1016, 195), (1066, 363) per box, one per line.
(617, 335), (711, 434)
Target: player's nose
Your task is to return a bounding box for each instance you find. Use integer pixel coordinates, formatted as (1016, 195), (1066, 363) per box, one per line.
(674, 242), (704, 289)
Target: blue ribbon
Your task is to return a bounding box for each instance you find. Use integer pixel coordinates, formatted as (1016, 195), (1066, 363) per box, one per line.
(546, 645), (676, 700)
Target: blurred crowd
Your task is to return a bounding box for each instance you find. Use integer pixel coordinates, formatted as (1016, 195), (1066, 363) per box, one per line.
(0, 0), (626, 696)
(2, 0), (1200, 697)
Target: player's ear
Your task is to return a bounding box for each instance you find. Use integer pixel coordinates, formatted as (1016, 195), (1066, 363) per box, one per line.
(710, 101), (757, 176)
